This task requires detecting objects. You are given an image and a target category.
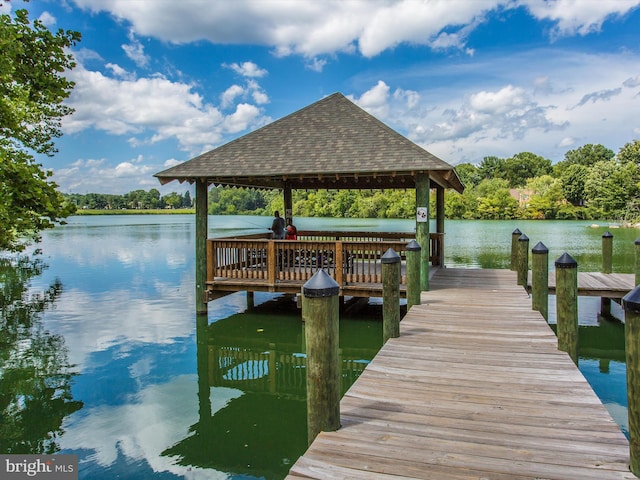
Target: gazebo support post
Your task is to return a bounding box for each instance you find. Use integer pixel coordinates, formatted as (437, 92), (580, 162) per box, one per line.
(284, 183), (293, 226)
(416, 173), (430, 291)
(436, 185), (445, 236)
(195, 178), (208, 315)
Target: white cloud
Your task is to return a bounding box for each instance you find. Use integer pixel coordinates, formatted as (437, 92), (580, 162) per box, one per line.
(122, 31), (150, 69)
(355, 48), (640, 164)
(224, 61), (268, 78)
(623, 75), (640, 88)
(220, 85), (245, 109)
(350, 80), (391, 119)
(469, 85), (528, 115)
(521, 0), (640, 37)
(38, 11), (57, 26)
(71, 0), (640, 60)
(64, 63), (269, 154)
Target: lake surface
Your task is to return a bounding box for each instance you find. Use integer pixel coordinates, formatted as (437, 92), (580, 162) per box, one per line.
(1, 215), (636, 479)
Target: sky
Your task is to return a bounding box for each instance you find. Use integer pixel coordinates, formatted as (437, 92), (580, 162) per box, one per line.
(3, 0), (640, 195)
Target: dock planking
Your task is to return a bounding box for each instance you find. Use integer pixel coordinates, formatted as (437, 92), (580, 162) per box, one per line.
(286, 268), (633, 479)
(526, 271), (635, 298)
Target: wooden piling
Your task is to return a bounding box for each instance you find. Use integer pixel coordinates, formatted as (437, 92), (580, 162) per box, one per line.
(555, 253), (578, 364)
(623, 286), (640, 476)
(406, 240), (422, 310)
(601, 231), (614, 317)
(302, 269), (341, 445)
(602, 231), (613, 274)
(382, 248), (401, 343)
(415, 173), (430, 291)
(195, 179), (208, 314)
(532, 241), (549, 321)
(517, 233), (529, 287)
(511, 228), (522, 271)
(635, 238), (640, 286)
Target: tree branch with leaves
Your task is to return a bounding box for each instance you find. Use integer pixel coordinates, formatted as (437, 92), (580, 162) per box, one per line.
(0, 5), (81, 252)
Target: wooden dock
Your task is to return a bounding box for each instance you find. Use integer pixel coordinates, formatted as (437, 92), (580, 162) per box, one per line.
(286, 268), (633, 479)
(527, 271), (635, 298)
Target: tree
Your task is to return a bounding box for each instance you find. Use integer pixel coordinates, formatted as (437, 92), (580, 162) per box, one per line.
(559, 164), (589, 205)
(474, 178), (519, 219)
(477, 156), (506, 181)
(503, 152), (552, 188)
(454, 163), (482, 188)
(0, 8), (81, 252)
(617, 140), (640, 166)
(553, 144), (614, 177)
(584, 160), (640, 218)
(522, 175), (564, 219)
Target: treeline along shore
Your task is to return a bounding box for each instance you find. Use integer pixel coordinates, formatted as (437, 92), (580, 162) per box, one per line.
(67, 141), (640, 224)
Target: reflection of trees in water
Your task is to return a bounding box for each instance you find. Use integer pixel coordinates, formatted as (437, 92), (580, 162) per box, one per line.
(0, 256), (83, 454)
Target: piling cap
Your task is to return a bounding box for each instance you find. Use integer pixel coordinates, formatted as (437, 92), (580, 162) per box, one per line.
(512, 228), (522, 235)
(381, 247), (401, 264)
(532, 241), (548, 254)
(555, 252), (577, 268)
(602, 231), (613, 238)
(518, 233), (529, 242)
(303, 269), (340, 298)
(623, 286), (640, 314)
(406, 239), (421, 251)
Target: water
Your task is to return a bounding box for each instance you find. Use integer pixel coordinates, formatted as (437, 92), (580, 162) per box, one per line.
(0, 215), (635, 478)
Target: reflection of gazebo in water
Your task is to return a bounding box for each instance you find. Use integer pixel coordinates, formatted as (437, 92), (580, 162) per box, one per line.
(161, 301), (381, 478)
(154, 93), (464, 313)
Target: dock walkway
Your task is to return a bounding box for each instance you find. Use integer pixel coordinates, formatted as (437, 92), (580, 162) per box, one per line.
(286, 268), (633, 479)
(526, 271), (635, 298)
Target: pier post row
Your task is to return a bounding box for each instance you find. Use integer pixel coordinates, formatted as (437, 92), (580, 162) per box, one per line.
(406, 240), (422, 310)
(531, 241), (549, 321)
(302, 269), (341, 445)
(623, 286), (640, 476)
(635, 237), (640, 286)
(511, 228), (522, 271)
(517, 233), (529, 287)
(555, 252), (579, 364)
(602, 231), (614, 274)
(382, 248), (401, 343)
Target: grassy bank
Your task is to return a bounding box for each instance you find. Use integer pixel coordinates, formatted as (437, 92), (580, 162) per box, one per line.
(73, 208), (195, 215)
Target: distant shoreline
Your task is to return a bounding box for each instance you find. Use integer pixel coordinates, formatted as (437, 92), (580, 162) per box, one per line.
(73, 208), (196, 215)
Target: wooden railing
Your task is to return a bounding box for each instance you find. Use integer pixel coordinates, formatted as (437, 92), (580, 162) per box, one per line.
(206, 230), (444, 291)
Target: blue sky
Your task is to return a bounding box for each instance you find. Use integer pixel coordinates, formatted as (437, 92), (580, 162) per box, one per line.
(4, 0), (640, 194)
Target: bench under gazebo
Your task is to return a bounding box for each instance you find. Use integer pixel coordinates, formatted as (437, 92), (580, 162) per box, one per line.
(155, 92), (464, 313)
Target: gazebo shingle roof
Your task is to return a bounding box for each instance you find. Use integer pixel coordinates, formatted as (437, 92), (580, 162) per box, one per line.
(154, 92), (464, 192)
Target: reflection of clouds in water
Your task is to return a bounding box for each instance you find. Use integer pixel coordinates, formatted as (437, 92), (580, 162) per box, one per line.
(60, 374), (242, 479)
(41, 277), (249, 368)
(606, 403), (629, 436)
(42, 224), (193, 270)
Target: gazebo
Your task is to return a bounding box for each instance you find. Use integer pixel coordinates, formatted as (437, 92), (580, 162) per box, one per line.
(155, 92), (464, 313)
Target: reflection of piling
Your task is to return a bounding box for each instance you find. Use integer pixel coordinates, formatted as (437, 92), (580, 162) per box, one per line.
(302, 269), (340, 445)
(406, 240), (421, 310)
(555, 253), (578, 364)
(601, 232), (613, 318)
(196, 314), (211, 421)
(382, 248), (401, 343)
(511, 228), (522, 271)
(623, 286), (640, 476)
(517, 234), (529, 287)
(532, 242), (549, 321)
(635, 238), (640, 287)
